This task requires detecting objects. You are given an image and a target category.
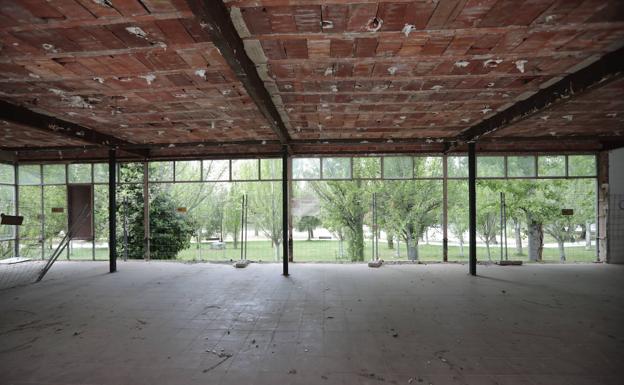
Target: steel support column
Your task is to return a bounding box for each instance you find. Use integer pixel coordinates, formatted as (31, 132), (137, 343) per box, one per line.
(108, 149), (117, 273)
(468, 143), (477, 276)
(442, 155), (448, 262)
(143, 162), (150, 261)
(282, 147), (289, 276)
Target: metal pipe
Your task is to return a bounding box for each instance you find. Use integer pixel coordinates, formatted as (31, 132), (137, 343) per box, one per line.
(442, 155), (448, 262)
(468, 142), (477, 276)
(109, 149), (117, 273)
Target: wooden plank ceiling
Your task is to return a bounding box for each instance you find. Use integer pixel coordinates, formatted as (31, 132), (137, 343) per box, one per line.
(1, 0), (624, 159)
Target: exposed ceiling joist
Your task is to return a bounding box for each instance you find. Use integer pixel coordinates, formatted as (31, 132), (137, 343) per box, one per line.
(0, 100), (148, 158)
(183, 0), (290, 145)
(451, 46), (624, 149)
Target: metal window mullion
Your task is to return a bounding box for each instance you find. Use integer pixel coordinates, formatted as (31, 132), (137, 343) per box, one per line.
(40, 164), (44, 260)
(91, 164), (95, 261)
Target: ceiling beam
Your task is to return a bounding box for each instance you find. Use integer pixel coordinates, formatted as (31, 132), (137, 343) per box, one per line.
(451, 47), (624, 148)
(0, 100), (148, 158)
(183, 0), (290, 145)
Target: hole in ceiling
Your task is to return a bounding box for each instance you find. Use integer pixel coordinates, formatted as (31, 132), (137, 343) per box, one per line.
(366, 17), (383, 32)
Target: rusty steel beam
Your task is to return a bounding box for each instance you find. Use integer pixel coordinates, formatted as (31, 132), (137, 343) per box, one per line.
(0, 100), (148, 157)
(183, 0), (290, 145)
(453, 47), (624, 147)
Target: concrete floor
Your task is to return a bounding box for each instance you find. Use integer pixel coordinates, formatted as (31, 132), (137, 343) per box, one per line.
(0, 262), (622, 385)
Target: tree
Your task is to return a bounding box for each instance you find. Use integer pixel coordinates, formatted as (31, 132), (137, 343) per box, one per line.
(476, 182), (500, 262)
(313, 180), (368, 261)
(296, 216), (321, 240)
(380, 180), (441, 261)
(448, 181), (468, 258)
(500, 180), (560, 261)
(117, 164), (195, 259)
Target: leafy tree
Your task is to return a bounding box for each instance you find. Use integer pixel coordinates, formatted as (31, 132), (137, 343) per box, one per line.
(247, 180), (283, 261)
(381, 180), (441, 261)
(476, 182), (501, 261)
(448, 181), (468, 257)
(117, 163), (195, 259)
(313, 180), (368, 261)
(296, 215), (321, 240)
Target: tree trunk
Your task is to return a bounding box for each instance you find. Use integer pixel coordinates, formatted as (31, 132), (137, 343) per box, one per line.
(485, 241), (491, 261)
(309, 228), (314, 240)
(459, 238), (464, 258)
(527, 219), (543, 262)
(307, 228), (312, 241)
(406, 232), (418, 261)
(424, 230), (429, 245)
(387, 233), (394, 249)
(395, 238), (400, 257)
(273, 240), (281, 261)
(233, 228), (238, 249)
(348, 220), (365, 262)
(514, 219), (523, 255)
(585, 221), (592, 250)
(557, 240), (566, 262)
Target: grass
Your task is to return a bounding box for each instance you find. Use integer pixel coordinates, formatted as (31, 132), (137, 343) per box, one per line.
(60, 239), (598, 263)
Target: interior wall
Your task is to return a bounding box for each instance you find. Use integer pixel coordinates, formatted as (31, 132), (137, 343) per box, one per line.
(608, 148), (624, 263)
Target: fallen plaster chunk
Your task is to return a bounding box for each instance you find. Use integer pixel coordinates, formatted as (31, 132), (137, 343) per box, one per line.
(563, 115), (574, 121)
(139, 74), (156, 85)
(402, 24), (415, 37)
(194, 69), (207, 79)
(454, 60), (469, 68)
(125, 26), (148, 39)
(483, 59), (503, 68)
(515, 60), (528, 73)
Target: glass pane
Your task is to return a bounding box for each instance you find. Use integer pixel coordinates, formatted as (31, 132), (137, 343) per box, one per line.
(415, 156), (442, 178)
(68, 164), (92, 183)
(94, 185), (109, 259)
(93, 163), (109, 183)
(150, 161), (174, 182)
(508, 156), (535, 177)
(0, 185), (15, 240)
(43, 164), (65, 184)
(260, 159), (282, 180)
(322, 158), (350, 179)
(568, 155), (596, 177)
(293, 158), (320, 179)
(43, 185), (67, 259)
(18, 165), (41, 185)
(232, 159), (259, 180)
(477, 156), (505, 178)
(0, 163), (14, 184)
(383, 157), (413, 179)
(203, 160), (229, 181)
(538, 156), (565, 177)
(448, 156), (468, 178)
(353, 157), (381, 179)
(119, 163), (143, 184)
(175, 161), (201, 181)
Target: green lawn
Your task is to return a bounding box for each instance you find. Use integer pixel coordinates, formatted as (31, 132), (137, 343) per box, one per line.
(60, 239), (598, 263)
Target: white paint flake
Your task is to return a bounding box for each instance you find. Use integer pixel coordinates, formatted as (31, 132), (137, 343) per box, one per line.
(481, 107), (493, 114)
(402, 24), (415, 37)
(139, 74), (156, 85)
(483, 59), (503, 68)
(321, 20), (334, 29)
(515, 60), (528, 73)
(454, 60), (469, 68)
(125, 26), (148, 39)
(545, 15), (556, 23)
(387, 66), (397, 75)
(93, 0), (113, 7)
(49, 88), (65, 96)
(540, 115), (549, 121)
(42, 43), (55, 51)
(430, 85), (443, 91)
(461, 118), (471, 123)
(93, 77), (104, 84)
(563, 115), (574, 121)
(194, 69), (207, 79)
(606, 113), (617, 118)
(324, 67), (334, 76)
(330, 85), (338, 92)
(28, 73), (40, 79)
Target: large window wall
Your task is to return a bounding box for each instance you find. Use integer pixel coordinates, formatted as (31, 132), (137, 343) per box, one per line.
(8, 154), (597, 263)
